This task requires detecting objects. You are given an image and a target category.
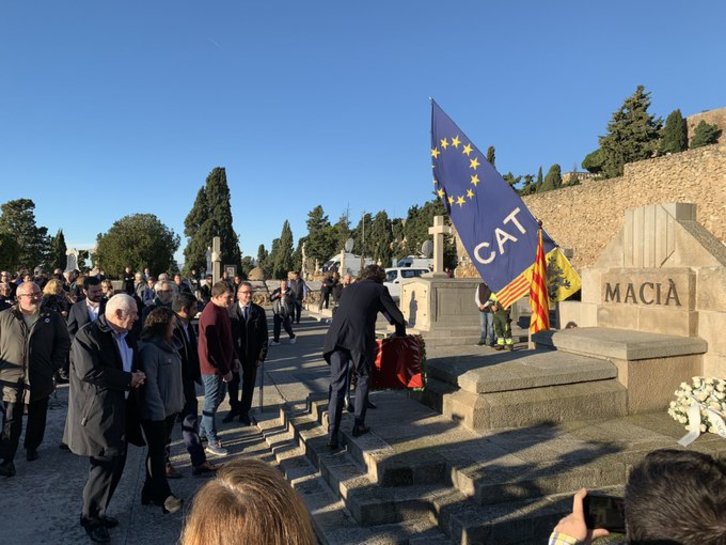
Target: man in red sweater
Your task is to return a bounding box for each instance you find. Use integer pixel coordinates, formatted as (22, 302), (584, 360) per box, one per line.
(197, 281), (236, 457)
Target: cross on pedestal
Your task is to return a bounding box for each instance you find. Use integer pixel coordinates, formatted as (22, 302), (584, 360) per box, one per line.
(212, 236), (222, 284)
(428, 215), (452, 276)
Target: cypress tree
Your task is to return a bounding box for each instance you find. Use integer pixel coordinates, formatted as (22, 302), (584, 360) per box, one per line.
(660, 109), (688, 153)
(535, 166), (544, 191)
(182, 167), (241, 274)
(273, 221), (294, 279)
(49, 229), (67, 271)
(540, 164), (562, 192)
(367, 211), (394, 266)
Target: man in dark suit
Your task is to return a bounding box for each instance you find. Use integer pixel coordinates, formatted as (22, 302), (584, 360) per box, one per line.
(225, 282), (268, 425)
(322, 265), (406, 449)
(66, 276), (106, 343)
(64, 294), (146, 543)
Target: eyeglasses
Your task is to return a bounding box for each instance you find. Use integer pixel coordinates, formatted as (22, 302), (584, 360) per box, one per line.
(157, 289), (173, 293)
(239, 291), (253, 295)
(18, 292), (42, 298)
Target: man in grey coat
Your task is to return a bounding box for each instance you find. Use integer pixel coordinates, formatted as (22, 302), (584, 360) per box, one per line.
(64, 294), (146, 543)
(0, 282), (70, 477)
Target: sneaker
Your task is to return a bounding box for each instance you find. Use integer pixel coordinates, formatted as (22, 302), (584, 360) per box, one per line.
(270, 340), (281, 346)
(192, 461), (219, 476)
(289, 337), (296, 344)
(476, 340), (485, 346)
(205, 441), (228, 457)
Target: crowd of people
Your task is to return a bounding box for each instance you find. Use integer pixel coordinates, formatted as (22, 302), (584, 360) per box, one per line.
(0, 265), (309, 543)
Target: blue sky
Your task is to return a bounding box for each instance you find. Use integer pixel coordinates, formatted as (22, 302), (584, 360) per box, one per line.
(1, 1), (724, 264)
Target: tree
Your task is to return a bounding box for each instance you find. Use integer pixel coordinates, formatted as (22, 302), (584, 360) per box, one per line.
(660, 109), (688, 154)
(486, 146), (496, 168)
(95, 214), (180, 277)
(272, 221), (294, 279)
(535, 166), (544, 192)
(256, 244), (268, 267)
(502, 172), (521, 192)
(332, 212), (352, 252)
(352, 213), (374, 257)
(0, 199), (50, 271)
(582, 149), (605, 174)
(540, 164), (562, 192)
(367, 211), (394, 266)
(690, 120), (722, 148)
(182, 167), (241, 274)
(239, 256), (254, 278)
(303, 205), (337, 264)
(48, 229), (67, 271)
(520, 174), (536, 196)
(262, 239), (279, 278)
(0, 232), (21, 272)
(599, 85), (662, 178)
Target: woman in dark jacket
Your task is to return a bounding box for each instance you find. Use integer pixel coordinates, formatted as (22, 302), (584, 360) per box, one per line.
(139, 307), (185, 514)
(41, 278), (71, 318)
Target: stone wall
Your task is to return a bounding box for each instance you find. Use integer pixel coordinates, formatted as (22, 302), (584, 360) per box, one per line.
(523, 144), (726, 270)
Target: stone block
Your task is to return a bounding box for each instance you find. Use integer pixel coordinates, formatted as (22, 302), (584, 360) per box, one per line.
(636, 307), (698, 337)
(597, 305), (638, 331)
(601, 267), (694, 311)
(580, 268), (603, 304)
(698, 309), (726, 377)
(623, 355), (703, 413)
(696, 267), (726, 313)
(558, 301), (598, 328)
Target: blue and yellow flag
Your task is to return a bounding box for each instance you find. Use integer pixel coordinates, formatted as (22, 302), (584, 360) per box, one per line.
(431, 100), (579, 307)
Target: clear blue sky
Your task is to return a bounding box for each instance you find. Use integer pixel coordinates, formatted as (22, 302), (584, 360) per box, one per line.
(1, 1), (724, 265)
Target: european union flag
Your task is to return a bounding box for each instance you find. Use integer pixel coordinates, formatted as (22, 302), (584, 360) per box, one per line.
(431, 100), (557, 307)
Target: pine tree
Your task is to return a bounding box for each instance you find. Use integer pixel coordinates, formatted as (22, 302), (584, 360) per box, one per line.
(486, 146), (496, 168)
(690, 120), (722, 148)
(520, 174), (535, 196)
(182, 167), (241, 274)
(582, 149), (604, 174)
(304, 205), (337, 264)
(0, 199), (50, 270)
(352, 213), (374, 257)
(48, 229), (67, 271)
(599, 85), (662, 178)
(660, 109), (688, 154)
(502, 172), (521, 192)
(273, 221), (294, 279)
(0, 232), (20, 271)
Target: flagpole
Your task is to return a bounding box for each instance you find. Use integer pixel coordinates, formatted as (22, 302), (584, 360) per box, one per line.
(528, 220), (544, 350)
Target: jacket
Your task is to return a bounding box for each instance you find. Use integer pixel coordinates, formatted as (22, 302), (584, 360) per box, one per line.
(322, 279), (406, 363)
(138, 337), (184, 421)
(0, 305), (70, 404)
(172, 317), (201, 384)
(270, 288), (295, 316)
(63, 315), (143, 456)
(67, 298), (106, 341)
(230, 302), (268, 368)
(197, 301), (236, 376)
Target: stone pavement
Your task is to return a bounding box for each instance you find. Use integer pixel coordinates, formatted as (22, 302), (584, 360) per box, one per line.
(2, 311), (724, 544)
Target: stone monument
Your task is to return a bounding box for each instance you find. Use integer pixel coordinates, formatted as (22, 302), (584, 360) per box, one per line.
(211, 236), (222, 284)
(65, 249), (79, 273)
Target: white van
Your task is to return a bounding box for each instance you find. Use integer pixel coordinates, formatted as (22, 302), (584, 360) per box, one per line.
(384, 267), (429, 299)
(322, 253), (373, 277)
(397, 256), (434, 269)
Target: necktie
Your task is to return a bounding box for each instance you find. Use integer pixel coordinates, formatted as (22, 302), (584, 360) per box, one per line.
(242, 306), (248, 321)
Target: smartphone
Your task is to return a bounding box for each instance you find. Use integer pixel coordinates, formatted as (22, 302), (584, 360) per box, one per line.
(583, 494), (626, 533)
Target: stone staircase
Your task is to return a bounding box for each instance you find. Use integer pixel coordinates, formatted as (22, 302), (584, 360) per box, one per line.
(256, 391), (636, 545)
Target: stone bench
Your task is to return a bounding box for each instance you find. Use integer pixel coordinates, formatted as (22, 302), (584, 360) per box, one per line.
(532, 327), (708, 413)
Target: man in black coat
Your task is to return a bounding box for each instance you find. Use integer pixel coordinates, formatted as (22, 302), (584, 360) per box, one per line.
(226, 281), (268, 425)
(63, 294), (146, 543)
(171, 292), (217, 476)
(0, 282), (70, 476)
(322, 265), (406, 448)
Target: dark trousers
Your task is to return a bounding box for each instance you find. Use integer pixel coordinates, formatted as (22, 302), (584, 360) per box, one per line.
(273, 313), (295, 341)
(227, 360), (258, 417)
(141, 416), (175, 503)
(0, 396), (49, 462)
(82, 451), (127, 523)
(180, 379), (205, 467)
(293, 300), (302, 323)
(328, 348), (370, 442)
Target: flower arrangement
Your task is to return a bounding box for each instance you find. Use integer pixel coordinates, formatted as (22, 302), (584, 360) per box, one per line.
(668, 377), (726, 443)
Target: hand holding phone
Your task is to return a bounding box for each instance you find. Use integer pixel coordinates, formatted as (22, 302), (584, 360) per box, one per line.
(553, 489), (611, 544)
(584, 494), (626, 534)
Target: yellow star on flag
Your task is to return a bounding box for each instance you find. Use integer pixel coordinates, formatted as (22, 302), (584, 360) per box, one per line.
(462, 143), (473, 156)
(447, 196), (454, 205)
(469, 157), (480, 170)
(470, 174), (480, 186)
(440, 138), (449, 149)
(437, 188), (445, 198)
(451, 136), (461, 148)
(431, 147), (440, 159)
(456, 196), (466, 207)
(466, 188), (474, 199)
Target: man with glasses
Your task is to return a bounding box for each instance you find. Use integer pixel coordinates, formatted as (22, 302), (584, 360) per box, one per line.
(0, 282), (70, 476)
(225, 282), (268, 425)
(141, 279), (175, 324)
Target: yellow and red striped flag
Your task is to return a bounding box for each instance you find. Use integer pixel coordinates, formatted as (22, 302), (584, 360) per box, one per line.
(529, 227), (550, 333)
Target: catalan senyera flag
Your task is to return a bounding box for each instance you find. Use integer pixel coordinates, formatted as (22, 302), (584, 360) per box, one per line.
(529, 228), (550, 333)
(431, 100), (580, 308)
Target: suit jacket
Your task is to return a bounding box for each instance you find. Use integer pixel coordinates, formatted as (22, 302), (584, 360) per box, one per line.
(67, 299), (106, 341)
(172, 317), (201, 384)
(64, 315), (143, 456)
(230, 302), (268, 369)
(322, 279), (405, 363)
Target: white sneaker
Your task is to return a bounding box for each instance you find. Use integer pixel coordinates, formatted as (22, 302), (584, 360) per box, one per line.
(205, 441), (228, 457)
(289, 337), (297, 344)
(270, 341), (281, 346)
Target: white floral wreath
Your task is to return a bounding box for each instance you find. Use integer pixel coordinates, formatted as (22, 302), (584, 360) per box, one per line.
(668, 376), (726, 446)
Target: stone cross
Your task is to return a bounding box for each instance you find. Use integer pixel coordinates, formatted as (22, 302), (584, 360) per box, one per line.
(339, 248), (346, 276)
(428, 215), (452, 276)
(65, 249), (79, 273)
(205, 246), (212, 274)
(211, 236), (222, 284)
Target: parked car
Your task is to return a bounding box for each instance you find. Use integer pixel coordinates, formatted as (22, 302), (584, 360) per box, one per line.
(384, 267), (429, 299)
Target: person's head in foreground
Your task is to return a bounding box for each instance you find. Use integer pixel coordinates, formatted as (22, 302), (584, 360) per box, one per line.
(551, 448), (726, 545)
(180, 459), (316, 545)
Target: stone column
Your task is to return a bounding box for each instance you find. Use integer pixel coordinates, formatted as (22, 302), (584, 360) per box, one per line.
(212, 237), (222, 284)
(425, 215), (452, 278)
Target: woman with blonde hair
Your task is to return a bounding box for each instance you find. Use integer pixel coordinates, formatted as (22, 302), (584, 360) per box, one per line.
(41, 278), (71, 318)
(180, 459), (316, 545)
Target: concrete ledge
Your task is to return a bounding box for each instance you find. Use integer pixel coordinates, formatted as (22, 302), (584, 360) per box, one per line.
(533, 327), (707, 361)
